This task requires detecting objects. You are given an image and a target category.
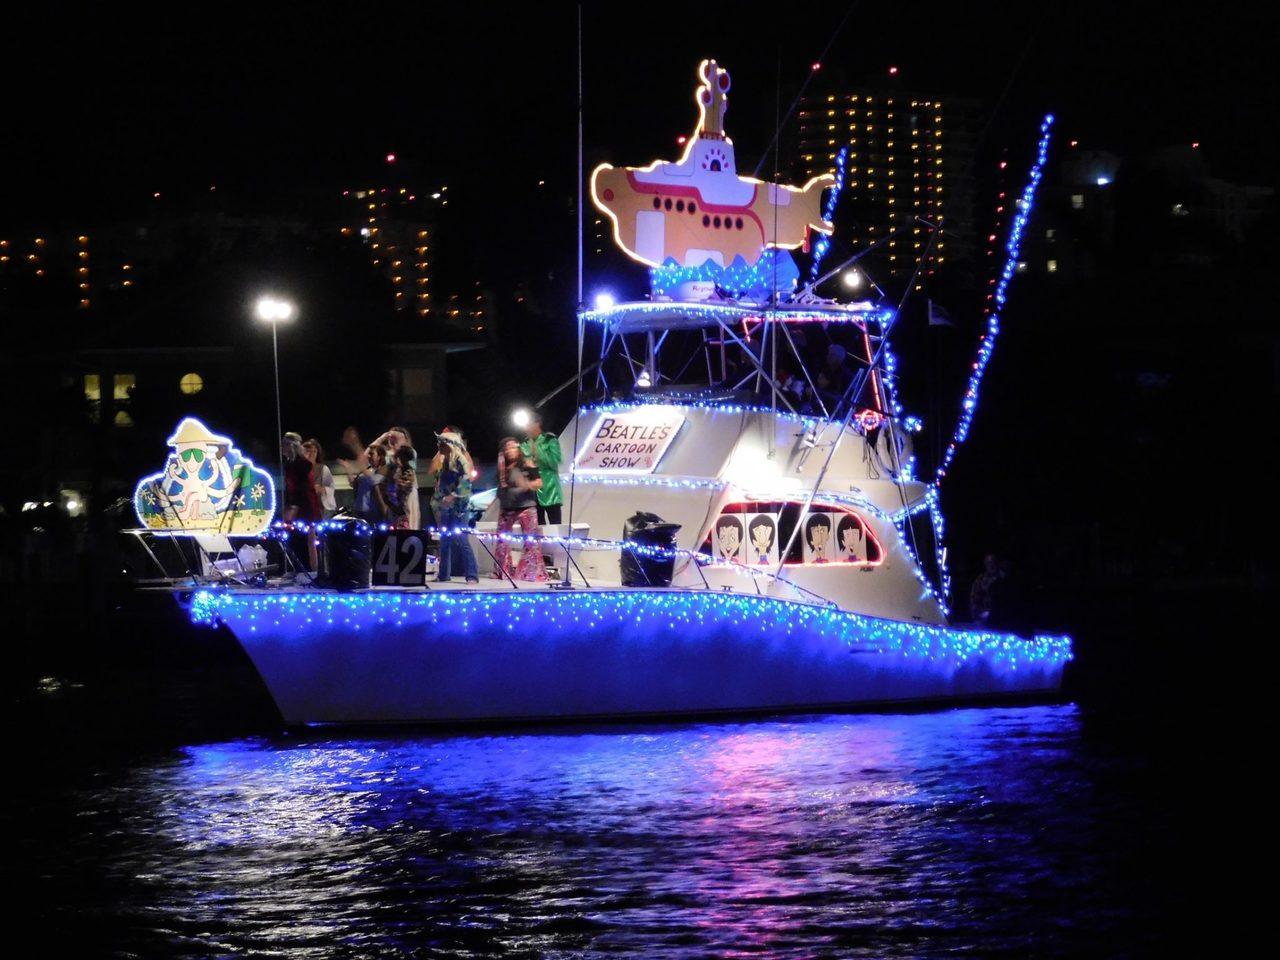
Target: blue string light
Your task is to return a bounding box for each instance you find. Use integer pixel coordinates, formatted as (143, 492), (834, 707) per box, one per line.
(937, 114), (1054, 481)
(648, 249), (801, 301)
(584, 399), (821, 428)
(807, 145), (848, 284)
(188, 588), (1071, 672)
(580, 300), (892, 327)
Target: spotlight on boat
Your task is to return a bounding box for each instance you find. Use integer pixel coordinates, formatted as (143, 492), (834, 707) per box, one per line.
(841, 269), (864, 291)
(512, 407), (532, 429)
(636, 369), (652, 388)
(593, 291), (616, 311)
(801, 425), (819, 449)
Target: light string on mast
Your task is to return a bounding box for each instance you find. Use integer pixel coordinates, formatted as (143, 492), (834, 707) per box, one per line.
(936, 113), (1054, 481)
(807, 145), (848, 284)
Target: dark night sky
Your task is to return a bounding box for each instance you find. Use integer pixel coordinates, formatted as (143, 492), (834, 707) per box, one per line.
(4, 1), (1276, 228)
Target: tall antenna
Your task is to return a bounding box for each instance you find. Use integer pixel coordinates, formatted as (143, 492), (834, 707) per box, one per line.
(564, 1), (585, 585)
(576, 3), (584, 310)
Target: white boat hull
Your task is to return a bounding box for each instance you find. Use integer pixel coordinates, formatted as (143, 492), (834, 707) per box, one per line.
(189, 588), (1071, 725)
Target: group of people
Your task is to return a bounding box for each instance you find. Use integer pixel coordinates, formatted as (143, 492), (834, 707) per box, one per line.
(277, 413), (565, 585)
(776, 342), (867, 418)
(481, 413), (565, 583)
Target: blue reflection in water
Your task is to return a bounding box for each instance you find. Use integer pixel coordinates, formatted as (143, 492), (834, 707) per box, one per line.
(26, 705), (1193, 957)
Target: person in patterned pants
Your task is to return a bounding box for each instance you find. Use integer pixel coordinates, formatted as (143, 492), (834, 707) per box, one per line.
(492, 437), (547, 582)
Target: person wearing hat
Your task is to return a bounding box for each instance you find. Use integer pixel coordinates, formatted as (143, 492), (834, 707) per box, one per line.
(163, 417), (233, 524)
(428, 426), (478, 583)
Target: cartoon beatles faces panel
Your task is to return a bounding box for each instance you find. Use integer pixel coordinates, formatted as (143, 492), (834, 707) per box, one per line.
(703, 500), (881, 567)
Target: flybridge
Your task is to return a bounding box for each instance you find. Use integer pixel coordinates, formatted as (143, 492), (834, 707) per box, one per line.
(579, 299), (892, 334)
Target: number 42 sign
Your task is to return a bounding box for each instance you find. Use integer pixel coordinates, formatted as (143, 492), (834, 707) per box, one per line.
(372, 531), (430, 586)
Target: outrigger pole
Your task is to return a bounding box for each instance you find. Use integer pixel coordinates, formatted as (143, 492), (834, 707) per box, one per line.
(771, 223), (942, 585)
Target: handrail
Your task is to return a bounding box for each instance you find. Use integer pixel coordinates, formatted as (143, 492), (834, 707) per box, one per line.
(268, 520), (836, 608)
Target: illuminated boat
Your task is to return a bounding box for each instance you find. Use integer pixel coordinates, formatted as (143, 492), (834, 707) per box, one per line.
(179, 63), (1069, 725)
(187, 294), (1070, 724)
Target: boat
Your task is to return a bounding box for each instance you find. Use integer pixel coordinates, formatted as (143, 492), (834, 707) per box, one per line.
(171, 59), (1070, 725)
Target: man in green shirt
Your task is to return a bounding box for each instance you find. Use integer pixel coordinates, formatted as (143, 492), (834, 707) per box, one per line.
(520, 412), (564, 525)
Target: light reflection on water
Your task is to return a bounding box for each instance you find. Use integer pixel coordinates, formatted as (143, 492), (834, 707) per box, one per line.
(23, 705), (1192, 957)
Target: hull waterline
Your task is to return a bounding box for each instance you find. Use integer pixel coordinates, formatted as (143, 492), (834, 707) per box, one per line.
(189, 589), (1071, 725)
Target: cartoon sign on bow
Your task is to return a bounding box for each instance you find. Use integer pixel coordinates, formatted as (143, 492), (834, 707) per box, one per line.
(133, 417), (274, 535)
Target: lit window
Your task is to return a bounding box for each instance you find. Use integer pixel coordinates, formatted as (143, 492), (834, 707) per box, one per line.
(114, 410), (134, 428)
(83, 374), (101, 401)
(113, 373), (136, 400)
(180, 373), (204, 395)
(1047, 260), (1058, 273)
(1071, 194), (1084, 210)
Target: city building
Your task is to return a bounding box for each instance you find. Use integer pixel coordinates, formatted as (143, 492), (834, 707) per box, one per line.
(339, 184), (441, 318)
(0, 207), (483, 512)
(1018, 141), (1273, 281)
(794, 88), (981, 288)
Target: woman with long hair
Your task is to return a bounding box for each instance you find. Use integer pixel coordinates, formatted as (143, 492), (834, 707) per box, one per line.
(428, 426), (478, 583)
(492, 436), (546, 582)
(302, 438), (336, 519)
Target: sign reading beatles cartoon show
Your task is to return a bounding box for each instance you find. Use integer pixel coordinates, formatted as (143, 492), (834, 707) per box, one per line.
(133, 417), (275, 535)
(575, 409), (686, 474)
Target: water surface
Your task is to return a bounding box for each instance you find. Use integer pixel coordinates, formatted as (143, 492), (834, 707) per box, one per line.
(18, 705), (1203, 957)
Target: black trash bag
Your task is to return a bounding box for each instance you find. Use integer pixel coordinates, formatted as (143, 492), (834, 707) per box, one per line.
(620, 511), (682, 588)
(320, 518), (372, 591)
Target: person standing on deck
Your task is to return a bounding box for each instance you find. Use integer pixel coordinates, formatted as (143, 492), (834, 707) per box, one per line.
(429, 428), (478, 583)
(493, 437), (547, 582)
(281, 432), (321, 572)
(519, 412), (564, 527)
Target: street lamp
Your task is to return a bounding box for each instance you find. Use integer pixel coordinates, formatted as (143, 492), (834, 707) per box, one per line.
(841, 269), (864, 291)
(254, 295), (296, 489)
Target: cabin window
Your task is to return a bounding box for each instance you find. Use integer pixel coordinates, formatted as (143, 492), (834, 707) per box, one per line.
(702, 501), (882, 567)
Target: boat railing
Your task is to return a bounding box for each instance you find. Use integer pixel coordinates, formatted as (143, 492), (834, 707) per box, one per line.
(419, 525), (837, 607)
(127, 520), (836, 609)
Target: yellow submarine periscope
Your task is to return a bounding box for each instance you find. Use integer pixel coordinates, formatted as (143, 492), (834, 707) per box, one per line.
(591, 59), (834, 269)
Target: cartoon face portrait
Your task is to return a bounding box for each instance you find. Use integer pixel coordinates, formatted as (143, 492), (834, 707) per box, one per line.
(748, 514), (777, 564)
(714, 515), (744, 561)
(836, 515), (865, 561)
(804, 514), (832, 563)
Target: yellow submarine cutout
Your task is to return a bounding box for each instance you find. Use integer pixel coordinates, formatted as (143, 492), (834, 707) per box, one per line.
(591, 59), (834, 269)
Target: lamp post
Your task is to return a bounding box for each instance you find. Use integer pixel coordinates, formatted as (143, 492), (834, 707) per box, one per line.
(254, 295), (296, 489)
